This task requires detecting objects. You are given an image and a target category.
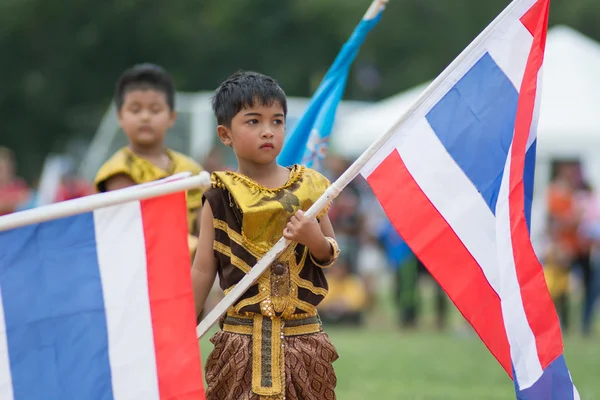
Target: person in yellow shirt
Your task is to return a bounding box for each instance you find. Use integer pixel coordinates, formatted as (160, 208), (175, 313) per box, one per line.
(543, 232), (572, 331)
(95, 63), (204, 254)
(319, 256), (368, 326)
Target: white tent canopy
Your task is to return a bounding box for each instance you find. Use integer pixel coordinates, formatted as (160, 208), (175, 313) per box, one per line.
(332, 25), (600, 175)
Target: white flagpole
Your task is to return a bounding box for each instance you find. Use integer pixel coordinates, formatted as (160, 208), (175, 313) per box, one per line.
(196, 0), (530, 338)
(0, 172), (211, 232)
(363, 0), (388, 20)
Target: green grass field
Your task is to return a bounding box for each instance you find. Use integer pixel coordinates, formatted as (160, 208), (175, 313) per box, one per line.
(199, 284), (600, 399)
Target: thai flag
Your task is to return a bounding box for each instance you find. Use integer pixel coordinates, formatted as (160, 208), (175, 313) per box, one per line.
(360, 0), (579, 398)
(0, 191), (205, 399)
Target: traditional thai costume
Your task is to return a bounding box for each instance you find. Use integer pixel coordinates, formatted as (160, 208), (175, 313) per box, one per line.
(203, 164), (340, 400)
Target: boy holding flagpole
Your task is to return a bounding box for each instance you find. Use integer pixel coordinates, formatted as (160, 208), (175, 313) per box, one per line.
(192, 71), (341, 400)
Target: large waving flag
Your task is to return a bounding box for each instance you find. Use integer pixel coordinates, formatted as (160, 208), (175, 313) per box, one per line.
(0, 190), (205, 399)
(360, 0), (579, 398)
(277, 0), (387, 170)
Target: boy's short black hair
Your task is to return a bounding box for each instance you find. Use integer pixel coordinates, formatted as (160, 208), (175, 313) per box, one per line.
(115, 63), (175, 110)
(212, 71), (287, 126)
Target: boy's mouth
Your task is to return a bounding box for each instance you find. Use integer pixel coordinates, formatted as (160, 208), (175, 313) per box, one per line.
(260, 143), (274, 149)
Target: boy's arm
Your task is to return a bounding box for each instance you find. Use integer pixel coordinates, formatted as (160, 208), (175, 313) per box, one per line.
(195, 207), (202, 234)
(311, 214), (336, 263)
(103, 174), (136, 191)
(319, 213), (336, 239)
(191, 202), (218, 318)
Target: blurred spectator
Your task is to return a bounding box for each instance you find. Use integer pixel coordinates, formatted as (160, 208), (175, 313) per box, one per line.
(542, 229), (572, 330)
(16, 178), (40, 211)
(376, 219), (448, 330)
(574, 181), (599, 335)
(319, 256), (367, 326)
(324, 155), (364, 274)
(544, 160), (600, 335)
(0, 147), (29, 216)
(546, 161), (580, 264)
(545, 161), (580, 332)
(356, 233), (389, 309)
(54, 168), (94, 202)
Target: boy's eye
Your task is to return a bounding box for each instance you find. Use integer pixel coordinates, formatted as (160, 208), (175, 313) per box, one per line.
(247, 119), (259, 125)
(274, 119), (284, 125)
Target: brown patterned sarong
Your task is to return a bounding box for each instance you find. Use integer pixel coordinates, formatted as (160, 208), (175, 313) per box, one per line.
(204, 329), (338, 400)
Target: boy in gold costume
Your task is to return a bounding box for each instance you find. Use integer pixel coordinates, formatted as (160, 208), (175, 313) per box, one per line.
(192, 71), (341, 400)
(95, 64), (204, 252)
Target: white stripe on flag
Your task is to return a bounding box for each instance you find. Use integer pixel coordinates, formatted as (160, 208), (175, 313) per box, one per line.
(0, 287), (13, 400)
(527, 67), (544, 148)
(94, 203), (160, 400)
(486, 20), (534, 90)
(496, 149), (543, 389)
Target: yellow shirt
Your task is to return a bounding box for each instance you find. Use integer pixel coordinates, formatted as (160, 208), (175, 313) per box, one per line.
(318, 275), (367, 312)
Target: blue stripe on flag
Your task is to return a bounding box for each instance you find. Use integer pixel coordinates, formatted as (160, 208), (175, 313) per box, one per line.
(0, 213), (114, 400)
(426, 52), (519, 214)
(524, 140), (536, 232)
(515, 355), (575, 400)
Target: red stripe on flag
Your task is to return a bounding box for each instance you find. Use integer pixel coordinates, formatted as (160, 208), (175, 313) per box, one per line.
(520, 0), (546, 36)
(141, 193), (206, 400)
(367, 150), (512, 377)
(509, 0), (563, 369)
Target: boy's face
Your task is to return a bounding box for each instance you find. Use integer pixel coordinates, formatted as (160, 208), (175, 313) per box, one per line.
(218, 101), (285, 165)
(118, 89), (175, 148)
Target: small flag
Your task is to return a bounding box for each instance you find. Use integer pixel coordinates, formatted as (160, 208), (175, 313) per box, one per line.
(360, 0), (579, 398)
(278, 1), (386, 170)
(0, 191), (205, 400)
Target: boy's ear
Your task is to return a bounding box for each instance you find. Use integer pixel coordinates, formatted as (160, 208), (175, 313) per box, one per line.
(168, 110), (177, 128)
(217, 125), (233, 147)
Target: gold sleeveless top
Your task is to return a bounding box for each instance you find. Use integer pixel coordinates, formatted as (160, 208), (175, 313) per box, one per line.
(95, 147), (204, 252)
(204, 164), (332, 319)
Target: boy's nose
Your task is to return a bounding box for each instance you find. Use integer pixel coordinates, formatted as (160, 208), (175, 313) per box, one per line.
(140, 109), (152, 120)
(261, 129), (274, 139)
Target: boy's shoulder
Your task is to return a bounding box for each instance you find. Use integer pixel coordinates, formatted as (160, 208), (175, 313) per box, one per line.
(300, 165), (331, 186)
(94, 147), (132, 191)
